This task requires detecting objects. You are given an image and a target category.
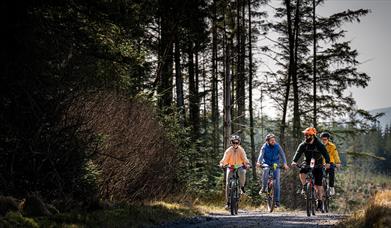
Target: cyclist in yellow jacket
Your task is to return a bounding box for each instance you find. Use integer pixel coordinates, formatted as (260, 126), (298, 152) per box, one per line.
(320, 132), (341, 195)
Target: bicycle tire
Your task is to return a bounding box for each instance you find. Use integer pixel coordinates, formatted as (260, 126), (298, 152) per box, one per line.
(323, 179), (329, 213)
(230, 187), (237, 215)
(267, 181), (275, 212)
(311, 186), (316, 216)
(235, 186), (239, 215)
(306, 183), (311, 217)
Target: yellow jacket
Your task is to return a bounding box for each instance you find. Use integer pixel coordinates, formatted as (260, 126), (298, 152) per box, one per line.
(220, 145), (249, 166)
(323, 141), (341, 164)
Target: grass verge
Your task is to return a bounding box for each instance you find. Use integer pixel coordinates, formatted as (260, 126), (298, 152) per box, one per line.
(337, 190), (391, 228)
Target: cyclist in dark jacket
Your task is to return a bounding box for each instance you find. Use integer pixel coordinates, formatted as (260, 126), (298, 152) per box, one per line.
(291, 127), (330, 211)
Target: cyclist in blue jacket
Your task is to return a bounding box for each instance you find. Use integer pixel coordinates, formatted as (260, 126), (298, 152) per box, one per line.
(257, 133), (289, 208)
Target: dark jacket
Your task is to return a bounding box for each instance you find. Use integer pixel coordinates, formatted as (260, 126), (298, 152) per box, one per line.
(292, 137), (330, 165)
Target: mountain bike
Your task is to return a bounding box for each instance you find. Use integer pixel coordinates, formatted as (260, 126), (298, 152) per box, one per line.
(225, 164), (242, 215)
(295, 161), (323, 217)
(261, 163), (282, 212)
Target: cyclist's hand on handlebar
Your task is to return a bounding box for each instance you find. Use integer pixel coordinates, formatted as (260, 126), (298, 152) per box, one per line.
(283, 164), (290, 170)
(291, 162), (297, 168)
(219, 163), (224, 168)
(325, 163), (331, 169)
(245, 163), (251, 169)
(336, 163), (341, 169)
(256, 162), (261, 167)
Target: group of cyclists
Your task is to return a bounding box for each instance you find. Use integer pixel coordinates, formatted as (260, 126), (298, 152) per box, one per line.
(219, 127), (341, 211)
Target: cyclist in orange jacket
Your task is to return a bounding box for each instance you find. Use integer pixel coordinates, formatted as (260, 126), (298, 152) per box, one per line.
(219, 135), (250, 209)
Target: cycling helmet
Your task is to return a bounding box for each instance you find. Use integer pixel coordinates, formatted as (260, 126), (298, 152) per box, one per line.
(230, 134), (241, 143)
(320, 132), (331, 139)
(302, 127), (317, 136)
(265, 133), (276, 142)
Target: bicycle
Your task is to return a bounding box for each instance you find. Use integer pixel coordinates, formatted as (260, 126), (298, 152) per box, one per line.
(295, 161), (324, 217)
(224, 164), (242, 215)
(261, 163), (283, 212)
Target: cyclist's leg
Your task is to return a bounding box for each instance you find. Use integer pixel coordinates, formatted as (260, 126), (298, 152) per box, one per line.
(274, 168), (281, 202)
(238, 167), (246, 188)
(299, 168), (308, 185)
(299, 168), (308, 194)
(313, 168), (324, 200)
(262, 167), (270, 190)
(329, 166), (335, 188)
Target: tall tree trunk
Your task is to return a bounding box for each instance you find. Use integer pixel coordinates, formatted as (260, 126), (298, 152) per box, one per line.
(285, 0), (300, 141)
(312, 0), (317, 128)
(223, 20), (232, 150)
(157, 0), (173, 110)
(188, 42), (199, 139)
(236, 0), (245, 134)
(211, 0), (219, 159)
(248, 0), (257, 181)
(174, 32), (185, 126)
(293, 0), (301, 144)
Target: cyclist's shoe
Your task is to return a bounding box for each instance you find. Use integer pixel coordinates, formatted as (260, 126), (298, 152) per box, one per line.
(259, 186), (267, 194)
(275, 201), (280, 208)
(300, 186), (306, 195)
(241, 186), (246, 194)
(330, 187), (335, 196)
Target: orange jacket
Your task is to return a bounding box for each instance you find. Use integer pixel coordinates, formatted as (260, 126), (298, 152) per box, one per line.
(322, 141), (341, 164)
(220, 145), (249, 166)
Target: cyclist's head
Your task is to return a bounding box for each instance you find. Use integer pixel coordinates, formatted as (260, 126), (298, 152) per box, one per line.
(265, 133), (276, 145)
(302, 127), (317, 143)
(230, 134), (241, 147)
(320, 132), (331, 144)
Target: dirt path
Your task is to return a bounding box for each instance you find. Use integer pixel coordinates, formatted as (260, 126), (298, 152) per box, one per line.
(156, 209), (346, 228)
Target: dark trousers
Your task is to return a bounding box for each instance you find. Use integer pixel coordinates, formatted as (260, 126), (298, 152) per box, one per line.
(327, 167), (335, 187)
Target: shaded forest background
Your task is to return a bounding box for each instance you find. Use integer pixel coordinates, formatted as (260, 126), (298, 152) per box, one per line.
(1, 0), (390, 215)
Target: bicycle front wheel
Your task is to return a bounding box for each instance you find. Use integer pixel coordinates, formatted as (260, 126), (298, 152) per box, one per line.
(230, 188), (236, 215)
(306, 183), (311, 217)
(323, 180), (329, 213)
(311, 186), (316, 216)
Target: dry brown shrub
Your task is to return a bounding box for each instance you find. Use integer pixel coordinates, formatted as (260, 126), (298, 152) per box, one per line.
(69, 91), (178, 202)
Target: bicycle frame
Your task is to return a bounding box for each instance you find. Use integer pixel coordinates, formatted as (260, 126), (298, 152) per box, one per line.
(226, 165), (242, 215)
(262, 164), (282, 212)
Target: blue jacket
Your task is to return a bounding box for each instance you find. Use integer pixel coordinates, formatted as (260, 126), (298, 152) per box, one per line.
(258, 143), (287, 165)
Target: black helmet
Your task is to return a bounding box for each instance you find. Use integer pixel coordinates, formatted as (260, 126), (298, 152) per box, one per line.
(265, 133), (276, 142)
(230, 134), (241, 143)
(320, 132), (331, 139)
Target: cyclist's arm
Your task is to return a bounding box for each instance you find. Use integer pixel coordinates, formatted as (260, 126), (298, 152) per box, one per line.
(240, 146), (250, 165)
(333, 145), (341, 164)
(219, 148), (230, 166)
(278, 144), (287, 165)
(292, 143), (304, 163)
(257, 144), (266, 165)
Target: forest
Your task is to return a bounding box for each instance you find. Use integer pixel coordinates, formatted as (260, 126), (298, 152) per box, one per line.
(1, 0), (390, 227)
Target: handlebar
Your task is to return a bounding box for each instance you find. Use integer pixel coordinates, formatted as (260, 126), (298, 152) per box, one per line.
(219, 164), (252, 171)
(260, 164), (285, 170)
(293, 163), (325, 169)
